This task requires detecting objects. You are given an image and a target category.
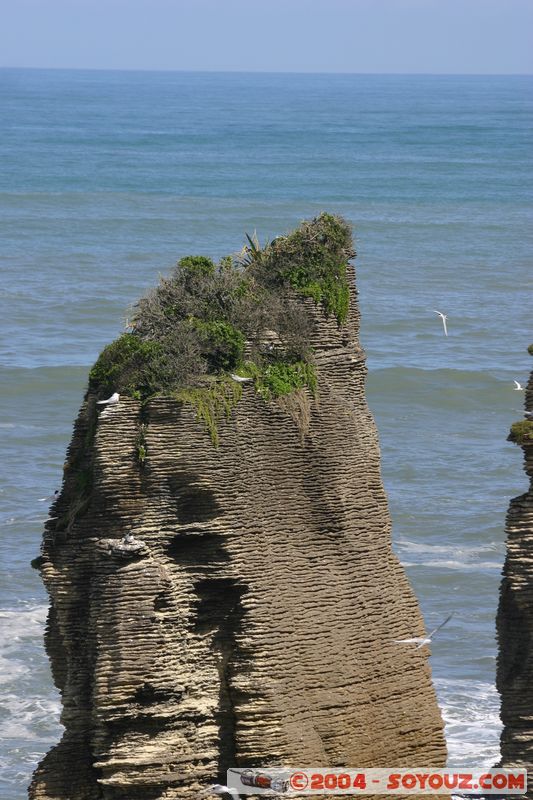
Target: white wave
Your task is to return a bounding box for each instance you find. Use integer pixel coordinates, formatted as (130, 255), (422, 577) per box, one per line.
(401, 559), (502, 571)
(0, 423), (39, 430)
(0, 514), (51, 528)
(0, 605), (48, 636)
(1, 694), (62, 740)
(0, 605), (49, 685)
(0, 654), (30, 684)
(436, 678), (501, 769)
(396, 538), (503, 556)
(0, 603), (62, 790)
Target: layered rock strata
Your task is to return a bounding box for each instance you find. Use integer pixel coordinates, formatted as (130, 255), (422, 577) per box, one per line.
(30, 262), (447, 799)
(497, 358), (533, 795)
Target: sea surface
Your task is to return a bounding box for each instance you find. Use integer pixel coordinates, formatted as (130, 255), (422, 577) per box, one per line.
(0, 69), (532, 798)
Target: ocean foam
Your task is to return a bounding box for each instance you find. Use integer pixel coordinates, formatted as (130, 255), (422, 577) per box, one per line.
(436, 678), (502, 769)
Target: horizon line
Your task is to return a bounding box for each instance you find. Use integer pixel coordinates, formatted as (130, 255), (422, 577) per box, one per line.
(1, 65), (532, 77)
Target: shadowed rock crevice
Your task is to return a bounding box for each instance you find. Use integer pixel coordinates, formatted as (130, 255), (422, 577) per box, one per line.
(193, 578), (247, 779)
(168, 476), (222, 524)
(30, 217), (446, 800)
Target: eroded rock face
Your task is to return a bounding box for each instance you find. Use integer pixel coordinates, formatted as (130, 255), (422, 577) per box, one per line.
(30, 266), (447, 799)
(497, 365), (533, 791)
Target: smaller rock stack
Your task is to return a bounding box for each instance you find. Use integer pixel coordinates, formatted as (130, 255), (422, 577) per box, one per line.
(497, 345), (533, 796)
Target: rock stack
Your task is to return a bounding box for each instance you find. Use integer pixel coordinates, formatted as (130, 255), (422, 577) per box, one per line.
(497, 348), (533, 795)
(30, 218), (446, 799)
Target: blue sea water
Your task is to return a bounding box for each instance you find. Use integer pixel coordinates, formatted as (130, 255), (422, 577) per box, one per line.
(0, 69), (532, 797)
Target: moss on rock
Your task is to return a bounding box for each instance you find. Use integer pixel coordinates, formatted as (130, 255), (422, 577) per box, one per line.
(508, 420), (533, 446)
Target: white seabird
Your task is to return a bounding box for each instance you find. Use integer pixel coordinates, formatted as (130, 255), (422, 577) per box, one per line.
(39, 490), (59, 502)
(97, 392), (120, 405)
(433, 310), (448, 337)
(394, 612), (454, 649)
(513, 409), (533, 418)
(230, 374), (252, 383)
(513, 381), (524, 391)
(203, 785), (240, 799)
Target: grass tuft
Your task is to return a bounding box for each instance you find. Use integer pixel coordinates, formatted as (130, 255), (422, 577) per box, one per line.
(175, 380), (243, 447)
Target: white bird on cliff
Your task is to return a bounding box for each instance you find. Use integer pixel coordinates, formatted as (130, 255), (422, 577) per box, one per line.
(513, 381), (524, 391)
(394, 612), (454, 649)
(433, 310), (448, 337)
(230, 374), (252, 383)
(203, 784), (240, 800)
(38, 490), (58, 502)
(122, 533), (135, 544)
(97, 392), (120, 405)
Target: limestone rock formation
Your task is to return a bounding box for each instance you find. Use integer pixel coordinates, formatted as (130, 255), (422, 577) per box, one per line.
(30, 217), (446, 799)
(497, 351), (533, 793)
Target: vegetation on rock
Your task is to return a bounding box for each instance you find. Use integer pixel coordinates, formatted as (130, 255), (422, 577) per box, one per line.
(508, 420), (533, 446)
(88, 214), (354, 442)
(89, 334), (168, 398)
(175, 380), (243, 447)
(238, 360), (317, 401)
(136, 424), (147, 466)
(245, 212), (354, 324)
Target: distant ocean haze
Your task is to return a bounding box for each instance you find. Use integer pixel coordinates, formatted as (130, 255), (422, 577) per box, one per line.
(0, 69), (531, 796)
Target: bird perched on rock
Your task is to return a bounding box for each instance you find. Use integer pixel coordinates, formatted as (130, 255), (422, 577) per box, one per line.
(230, 374), (252, 383)
(260, 329), (281, 353)
(122, 533), (135, 544)
(97, 392), (120, 405)
(39, 490), (58, 502)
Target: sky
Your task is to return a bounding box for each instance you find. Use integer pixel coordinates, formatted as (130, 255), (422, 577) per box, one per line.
(1, 0), (532, 74)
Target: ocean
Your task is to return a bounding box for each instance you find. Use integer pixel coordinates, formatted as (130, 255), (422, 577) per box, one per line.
(0, 69), (531, 798)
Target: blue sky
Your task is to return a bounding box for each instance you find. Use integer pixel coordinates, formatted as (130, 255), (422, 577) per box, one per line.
(1, 0), (532, 73)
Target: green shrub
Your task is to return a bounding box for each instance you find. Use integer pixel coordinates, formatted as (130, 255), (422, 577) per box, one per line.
(245, 212), (354, 324)
(178, 255), (215, 278)
(508, 420), (533, 445)
(89, 330), (204, 400)
(528, 344), (533, 356)
(237, 360), (317, 401)
(260, 361), (317, 399)
(89, 334), (164, 397)
(192, 319), (246, 371)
